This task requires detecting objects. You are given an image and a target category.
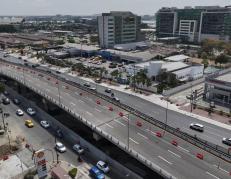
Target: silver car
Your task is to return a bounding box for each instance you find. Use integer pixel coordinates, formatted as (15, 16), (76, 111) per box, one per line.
(27, 108), (36, 116)
(40, 121), (50, 128)
(55, 142), (66, 153)
(72, 144), (84, 155)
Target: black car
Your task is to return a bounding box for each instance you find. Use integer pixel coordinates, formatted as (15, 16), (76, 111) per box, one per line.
(2, 98), (10, 105)
(83, 83), (91, 88)
(3, 91), (9, 95)
(105, 88), (111, 93)
(222, 138), (231, 146)
(32, 64), (40, 68)
(13, 98), (21, 105)
(56, 129), (63, 138)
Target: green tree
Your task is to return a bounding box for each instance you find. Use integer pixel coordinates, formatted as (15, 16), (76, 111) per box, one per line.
(68, 168), (78, 179)
(202, 58), (209, 68)
(215, 54), (229, 66)
(68, 37), (75, 43)
(110, 70), (119, 79)
(0, 83), (5, 93)
(90, 35), (98, 44)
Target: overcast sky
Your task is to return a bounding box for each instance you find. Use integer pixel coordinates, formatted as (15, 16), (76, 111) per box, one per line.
(0, 0), (230, 16)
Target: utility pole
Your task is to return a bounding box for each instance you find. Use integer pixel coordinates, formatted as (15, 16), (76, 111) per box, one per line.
(163, 100), (168, 136)
(57, 78), (61, 105)
(0, 108), (6, 130)
(127, 114), (130, 150)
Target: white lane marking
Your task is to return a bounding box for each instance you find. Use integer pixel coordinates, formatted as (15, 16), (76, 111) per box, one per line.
(86, 112), (93, 116)
(158, 156), (172, 165)
(46, 89), (51, 92)
(137, 132), (148, 140)
(213, 165), (229, 174)
(115, 119), (126, 127)
(145, 128), (156, 135)
(123, 116), (130, 120)
(95, 108), (101, 113)
(106, 124), (114, 129)
(78, 100), (84, 103)
(129, 138), (139, 145)
(70, 102), (76, 106)
(206, 172), (220, 179)
(205, 130), (224, 138)
(102, 106), (108, 110)
(178, 146), (189, 153)
(75, 92), (79, 95)
(168, 150), (181, 158)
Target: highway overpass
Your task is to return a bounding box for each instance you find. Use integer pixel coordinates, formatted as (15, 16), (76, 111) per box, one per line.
(0, 57), (230, 179)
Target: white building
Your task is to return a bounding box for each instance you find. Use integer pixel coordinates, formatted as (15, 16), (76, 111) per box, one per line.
(97, 11), (142, 48)
(126, 60), (204, 81)
(165, 54), (190, 62)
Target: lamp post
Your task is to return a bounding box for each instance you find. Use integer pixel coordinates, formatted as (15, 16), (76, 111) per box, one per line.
(57, 77), (61, 105)
(163, 99), (168, 136)
(0, 107), (6, 131)
(127, 114), (130, 150)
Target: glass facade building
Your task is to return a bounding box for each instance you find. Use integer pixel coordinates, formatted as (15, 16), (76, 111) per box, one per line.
(156, 6), (231, 43)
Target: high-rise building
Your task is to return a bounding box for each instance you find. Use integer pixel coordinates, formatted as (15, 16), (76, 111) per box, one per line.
(156, 6), (231, 43)
(98, 11), (142, 48)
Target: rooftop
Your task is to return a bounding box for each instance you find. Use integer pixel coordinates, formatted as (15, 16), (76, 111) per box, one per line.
(216, 73), (231, 83)
(62, 43), (100, 51)
(134, 60), (189, 72)
(104, 49), (156, 62)
(165, 54), (190, 62)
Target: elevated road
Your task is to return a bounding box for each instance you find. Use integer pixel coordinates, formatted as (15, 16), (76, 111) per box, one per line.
(0, 57), (231, 179)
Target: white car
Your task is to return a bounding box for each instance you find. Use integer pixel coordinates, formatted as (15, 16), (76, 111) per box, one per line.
(72, 144), (84, 155)
(16, 109), (24, 116)
(40, 121), (50, 128)
(27, 108), (36, 116)
(55, 142), (66, 153)
(96, 161), (110, 173)
(190, 123), (204, 132)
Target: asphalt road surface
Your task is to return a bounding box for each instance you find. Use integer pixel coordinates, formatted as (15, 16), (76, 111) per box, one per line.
(0, 54), (231, 179)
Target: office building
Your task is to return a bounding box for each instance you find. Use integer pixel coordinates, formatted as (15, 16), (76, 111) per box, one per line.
(156, 6), (231, 43)
(204, 72), (231, 105)
(98, 11), (142, 48)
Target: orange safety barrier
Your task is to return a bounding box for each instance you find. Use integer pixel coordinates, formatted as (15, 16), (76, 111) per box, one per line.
(196, 153), (204, 160)
(108, 106), (113, 111)
(96, 100), (101, 105)
(171, 140), (178, 146)
(136, 121), (142, 127)
(156, 132), (162, 137)
(119, 112), (124, 117)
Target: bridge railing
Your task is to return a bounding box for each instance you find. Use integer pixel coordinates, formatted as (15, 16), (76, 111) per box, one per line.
(0, 59), (230, 163)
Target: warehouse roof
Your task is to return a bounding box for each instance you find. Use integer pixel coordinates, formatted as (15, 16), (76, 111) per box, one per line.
(165, 54), (190, 62)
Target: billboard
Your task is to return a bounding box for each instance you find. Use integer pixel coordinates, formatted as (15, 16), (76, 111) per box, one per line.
(35, 149), (48, 178)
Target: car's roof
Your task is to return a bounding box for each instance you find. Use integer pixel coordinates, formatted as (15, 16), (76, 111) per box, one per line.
(56, 142), (63, 146)
(192, 123), (203, 127)
(74, 144), (80, 147)
(97, 161), (105, 165)
(91, 166), (100, 172)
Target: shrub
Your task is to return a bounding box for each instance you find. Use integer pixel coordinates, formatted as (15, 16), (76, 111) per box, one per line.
(68, 168), (78, 178)
(219, 110), (223, 115)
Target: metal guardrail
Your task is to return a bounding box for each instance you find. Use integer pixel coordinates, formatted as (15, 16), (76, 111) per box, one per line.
(0, 59), (231, 163)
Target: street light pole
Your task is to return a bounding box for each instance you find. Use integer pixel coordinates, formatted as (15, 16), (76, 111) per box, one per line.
(0, 107), (6, 130)
(57, 78), (61, 105)
(127, 114), (130, 150)
(163, 100), (168, 136)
